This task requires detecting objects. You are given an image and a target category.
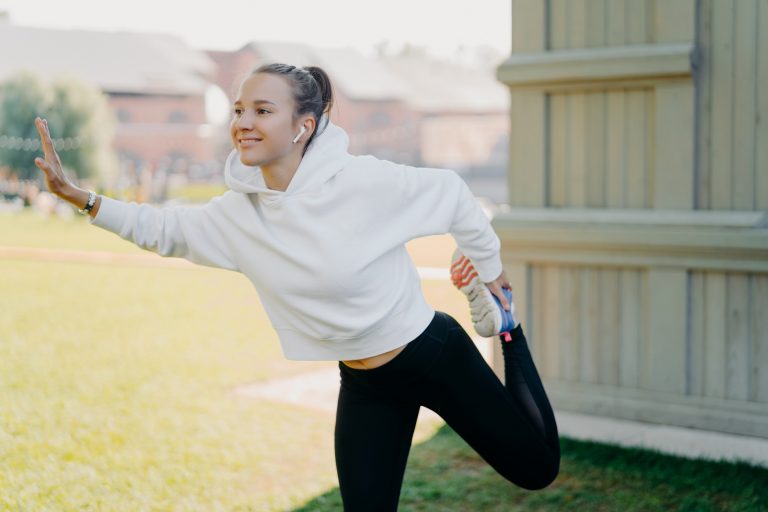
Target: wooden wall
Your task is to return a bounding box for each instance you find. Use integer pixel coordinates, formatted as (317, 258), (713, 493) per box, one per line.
(697, 0), (768, 210)
(495, 0), (768, 437)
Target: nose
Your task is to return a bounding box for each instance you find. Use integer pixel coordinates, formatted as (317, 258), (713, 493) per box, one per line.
(234, 110), (254, 131)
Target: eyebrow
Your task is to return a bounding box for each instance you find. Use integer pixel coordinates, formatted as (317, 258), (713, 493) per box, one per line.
(233, 99), (277, 106)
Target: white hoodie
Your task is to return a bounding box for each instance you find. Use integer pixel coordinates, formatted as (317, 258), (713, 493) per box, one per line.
(89, 118), (502, 360)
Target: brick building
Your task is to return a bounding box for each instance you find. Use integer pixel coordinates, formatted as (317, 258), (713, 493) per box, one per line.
(208, 41), (422, 165)
(208, 42), (509, 201)
(0, 23), (217, 178)
(0, 22), (510, 202)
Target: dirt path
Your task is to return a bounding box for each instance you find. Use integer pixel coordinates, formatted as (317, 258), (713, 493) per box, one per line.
(0, 246), (198, 269)
(0, 246), (451, 280)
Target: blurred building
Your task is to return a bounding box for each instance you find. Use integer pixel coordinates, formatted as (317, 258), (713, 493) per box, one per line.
(208, 42), (510, 202)
(0, 22), (510, 203)
(0, 23), (216, 175)
(208, 41), (421, 165)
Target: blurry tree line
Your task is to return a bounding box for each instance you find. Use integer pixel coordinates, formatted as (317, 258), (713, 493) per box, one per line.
(0, 71), (118, 184)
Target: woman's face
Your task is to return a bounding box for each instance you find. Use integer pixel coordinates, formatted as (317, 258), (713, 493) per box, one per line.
(230, 73), (308, 167)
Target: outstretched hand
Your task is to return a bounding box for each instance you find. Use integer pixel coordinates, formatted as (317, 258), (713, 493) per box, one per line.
(33, 117), (74, 198)
(485, 269), (512, 311)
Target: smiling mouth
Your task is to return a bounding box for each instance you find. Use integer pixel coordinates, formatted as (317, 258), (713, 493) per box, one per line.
(239, 138), (262, 144)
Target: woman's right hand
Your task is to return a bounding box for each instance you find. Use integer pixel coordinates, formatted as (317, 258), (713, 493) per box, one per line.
(32, 117), (97, 215)
(33, 117), (75, 198)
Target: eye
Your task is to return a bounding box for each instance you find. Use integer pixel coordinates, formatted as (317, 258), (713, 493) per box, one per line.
(232, 107), (243, 116)
(257, 108), (271, 115)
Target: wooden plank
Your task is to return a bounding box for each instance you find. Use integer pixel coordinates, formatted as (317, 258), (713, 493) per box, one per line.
(731, 0), (758, 210)
(559, 267), (581, 381)
(598, 269), (620, 386)
(509, 91), (546, 206)
(586, 0), (607, 47)
(549, 94), (567, 206)
(645, 269), (687, 393)
(626, 89), (648, 208)
(696, 0), (713, 209)
(580, 267), (599, 383)
(567, 94), (587, 206)
(756, 0), (768, 210)
(704, 273), (727, 398)
(645, 89), (655, 207)
(654, 0), (696, 42)
(512, 0), (546, 53)
(586, 91), (607, 207)
(619, 269), (642, 388)
(531, 265), (544, 365)
(725, 274), (750, 401)
(570, 0), (588, 49)
(752, 274), (768, 402)
(709, 0), (735, 209)
(626, 0), (649, 44)
(654, 83), (695, 209)
(584, 0), (606, 218)
(606, 0), (627, 45)
(549, 0), (569, 50)
(689, 272), (705, 396)
(542, 266), (561, 379)
(606, 90), (627, 207)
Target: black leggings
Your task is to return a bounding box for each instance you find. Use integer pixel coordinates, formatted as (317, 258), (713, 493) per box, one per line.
(335, 311), (560, 511)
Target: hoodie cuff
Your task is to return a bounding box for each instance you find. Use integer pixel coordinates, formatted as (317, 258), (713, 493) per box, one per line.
(88, 195), (129, 234)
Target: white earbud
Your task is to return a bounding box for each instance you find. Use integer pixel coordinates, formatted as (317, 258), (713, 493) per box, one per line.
(292, 125), (307, 144)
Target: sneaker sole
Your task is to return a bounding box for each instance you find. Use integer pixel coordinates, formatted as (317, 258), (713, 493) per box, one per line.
(450, 249), (507, 338)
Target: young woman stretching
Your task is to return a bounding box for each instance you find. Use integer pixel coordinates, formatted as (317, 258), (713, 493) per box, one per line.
(33, 63), (560, 511)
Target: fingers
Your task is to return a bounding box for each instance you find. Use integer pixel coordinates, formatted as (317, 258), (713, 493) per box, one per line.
(34, 117), (65, 173)
(35, 117), (59, 162)
(35, 117), (53, 158)
(487, 282), (511, 311)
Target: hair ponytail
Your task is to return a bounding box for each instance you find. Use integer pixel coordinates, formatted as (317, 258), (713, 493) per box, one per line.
(304, 66), (334, 119)
(251, 63), (336, 156)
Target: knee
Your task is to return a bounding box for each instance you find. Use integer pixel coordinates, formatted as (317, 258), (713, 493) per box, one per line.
(511, 456), (560, 491)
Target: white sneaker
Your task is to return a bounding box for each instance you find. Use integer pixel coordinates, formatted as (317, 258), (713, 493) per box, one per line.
(450, 248), (518, 339)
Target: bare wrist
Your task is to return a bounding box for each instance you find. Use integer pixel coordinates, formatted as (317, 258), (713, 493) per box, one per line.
(62, 186), (89, 209)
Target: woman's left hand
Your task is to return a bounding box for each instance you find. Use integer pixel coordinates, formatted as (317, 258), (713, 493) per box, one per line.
(485, 270), (512, 311)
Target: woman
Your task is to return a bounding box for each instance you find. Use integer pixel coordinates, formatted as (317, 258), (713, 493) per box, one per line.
(34, 63), (560, 511)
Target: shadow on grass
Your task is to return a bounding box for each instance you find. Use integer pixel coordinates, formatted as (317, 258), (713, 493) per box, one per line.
(292, 423), (768, 512)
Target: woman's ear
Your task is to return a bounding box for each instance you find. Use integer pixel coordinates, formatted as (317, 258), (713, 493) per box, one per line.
(293, 125), (307, 144)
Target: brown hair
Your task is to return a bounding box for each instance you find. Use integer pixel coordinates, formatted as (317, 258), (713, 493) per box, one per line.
(252, 63), (334, 156)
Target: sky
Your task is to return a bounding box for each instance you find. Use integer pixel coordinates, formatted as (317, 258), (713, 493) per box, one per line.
(0, 0), (511, 59)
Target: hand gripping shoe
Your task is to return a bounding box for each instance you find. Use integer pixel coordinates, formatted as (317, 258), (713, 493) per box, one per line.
(450, 248), (518, 341)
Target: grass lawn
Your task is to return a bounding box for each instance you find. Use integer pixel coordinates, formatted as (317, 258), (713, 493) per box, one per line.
(1, 209), (766, 510)
(298, 429), (767, 512)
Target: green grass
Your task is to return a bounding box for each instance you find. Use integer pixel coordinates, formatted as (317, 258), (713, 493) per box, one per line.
(0, 259), (339, 511)
(297, 427), (768, 511)
(0, 209), (140, 252)
(167, 183), (229, 203)
(1, 210), (766, 510)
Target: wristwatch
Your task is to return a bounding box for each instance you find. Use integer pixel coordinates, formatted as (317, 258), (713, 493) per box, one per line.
(78, 190), (97, 215)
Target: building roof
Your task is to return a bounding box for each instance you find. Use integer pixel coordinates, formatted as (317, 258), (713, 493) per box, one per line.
(241, 41), (410, 101)
(0, 24), (215, 95)
(379, 54), (509, 113)
(241, 41), (508, 113)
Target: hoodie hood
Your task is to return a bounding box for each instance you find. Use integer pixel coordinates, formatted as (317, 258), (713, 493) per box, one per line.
(224, 115), (354, 202)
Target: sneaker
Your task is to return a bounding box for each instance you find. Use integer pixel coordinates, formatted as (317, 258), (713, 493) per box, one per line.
(450, 248), (518, 340)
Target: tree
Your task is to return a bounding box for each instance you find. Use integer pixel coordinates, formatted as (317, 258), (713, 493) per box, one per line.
(0, 71), (118, 184)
